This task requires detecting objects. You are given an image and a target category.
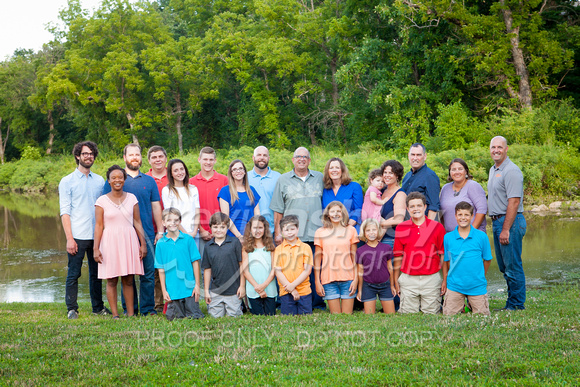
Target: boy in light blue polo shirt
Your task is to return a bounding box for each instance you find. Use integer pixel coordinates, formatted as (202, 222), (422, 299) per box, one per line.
(443, 201), (493, 316)
(155, 208), (204, 320)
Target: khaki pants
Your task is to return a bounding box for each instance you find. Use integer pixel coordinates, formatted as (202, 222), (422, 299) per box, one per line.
(398, 272), (442, 314)
(443, 289), (490, 316)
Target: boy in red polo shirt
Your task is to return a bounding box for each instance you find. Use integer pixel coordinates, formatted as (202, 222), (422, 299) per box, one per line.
(393, 192), (447, 314)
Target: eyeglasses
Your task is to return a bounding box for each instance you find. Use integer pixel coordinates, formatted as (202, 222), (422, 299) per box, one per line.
(81, 152), (94, 157)
(231, 168), (245, 173)
(293, 155), (309, 160)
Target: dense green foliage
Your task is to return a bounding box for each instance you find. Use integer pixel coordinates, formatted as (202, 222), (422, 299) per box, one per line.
(1, 283), (579, 384)
(1, 143), (578, 200)
(0, 0), (579, 160)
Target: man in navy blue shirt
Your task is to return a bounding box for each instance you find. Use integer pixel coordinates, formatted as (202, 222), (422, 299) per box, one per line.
(103, 143), (163, 315)
(401, 143), (440, 220)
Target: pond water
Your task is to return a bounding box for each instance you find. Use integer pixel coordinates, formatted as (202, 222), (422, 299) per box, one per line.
(0, 193), (579, 303)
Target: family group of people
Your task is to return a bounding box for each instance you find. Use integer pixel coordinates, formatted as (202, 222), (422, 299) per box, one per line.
(60, 136), (526, 320)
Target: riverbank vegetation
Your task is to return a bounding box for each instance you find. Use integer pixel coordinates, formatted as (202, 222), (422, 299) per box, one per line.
(1, 283), (578, 384)
(0, 1), (579, 162)
(0, 143), (578, 202)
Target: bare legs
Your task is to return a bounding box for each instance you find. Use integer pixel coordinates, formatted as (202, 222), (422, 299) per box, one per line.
(327, 298), (355, 314)
(106, 276), (135, 317)
(363, 300), (395, 314)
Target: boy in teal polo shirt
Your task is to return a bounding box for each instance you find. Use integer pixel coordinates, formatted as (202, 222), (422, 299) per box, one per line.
(155, 208), (204, 320)
(443, 201), (493, 316)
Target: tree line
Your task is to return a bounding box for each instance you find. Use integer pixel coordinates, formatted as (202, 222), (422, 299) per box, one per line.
(0, 0), (579, 163)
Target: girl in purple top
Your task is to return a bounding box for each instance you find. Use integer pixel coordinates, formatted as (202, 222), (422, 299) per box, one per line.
(439, 158), (487, 233)
(356, 218), (396, 314)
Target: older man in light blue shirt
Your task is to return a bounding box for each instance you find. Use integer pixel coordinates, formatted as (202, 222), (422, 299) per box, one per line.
(248, 146), (281, 232)
(59, 141), (108, 319)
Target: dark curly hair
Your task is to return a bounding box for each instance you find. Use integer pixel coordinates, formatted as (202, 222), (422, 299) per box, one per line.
(106, 165), (127, 181)
(72, 141), (98, 165)
(380, 160), (405, 183)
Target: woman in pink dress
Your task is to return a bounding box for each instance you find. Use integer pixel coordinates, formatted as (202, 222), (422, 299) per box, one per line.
(94, 165), (147, 318)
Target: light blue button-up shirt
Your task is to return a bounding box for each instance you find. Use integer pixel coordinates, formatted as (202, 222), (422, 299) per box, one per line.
(59, 168), (105, 240)
(248, 167), (281, 231)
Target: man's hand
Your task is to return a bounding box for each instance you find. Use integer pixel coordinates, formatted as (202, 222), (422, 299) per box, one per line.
(499, 229), (510, 245)
(204, 290), (211, 305)
(139, 244), (147, 260)
(155, 233), (163, 244)
(66, 239), (78, 255)
(274, 233), (283, 245)
(200, 228), (212, 241)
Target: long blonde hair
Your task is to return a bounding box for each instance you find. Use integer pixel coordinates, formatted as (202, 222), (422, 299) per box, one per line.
(227, 159), (255, 205)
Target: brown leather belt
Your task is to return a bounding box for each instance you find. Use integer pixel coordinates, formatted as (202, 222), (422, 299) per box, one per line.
(491, 214), (505, 221)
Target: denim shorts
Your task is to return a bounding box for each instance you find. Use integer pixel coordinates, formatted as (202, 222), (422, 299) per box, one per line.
(361, 281), (394, 302)
(322, 280), (356, 300)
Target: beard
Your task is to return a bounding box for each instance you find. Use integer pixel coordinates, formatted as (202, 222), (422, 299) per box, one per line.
(254, 160), (269, 169)
(126, 161), (142, 171)
(79, 159), (94, 169)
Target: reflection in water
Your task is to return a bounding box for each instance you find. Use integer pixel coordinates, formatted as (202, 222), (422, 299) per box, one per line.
(0, 193), (579, 303)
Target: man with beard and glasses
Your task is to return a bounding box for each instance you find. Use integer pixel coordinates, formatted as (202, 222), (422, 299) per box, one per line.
(248, 146), (281, 232)
(59, 141), (111, 319)
(103, 143), (163, 316)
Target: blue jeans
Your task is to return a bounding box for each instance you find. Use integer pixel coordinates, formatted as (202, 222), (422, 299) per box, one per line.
(122, 238), (156, 315)
(492, 214), (527, 309)
(65, 239), (104, 313)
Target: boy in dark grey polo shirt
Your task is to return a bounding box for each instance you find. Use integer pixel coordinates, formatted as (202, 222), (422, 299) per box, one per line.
(202, 212), (245, 317)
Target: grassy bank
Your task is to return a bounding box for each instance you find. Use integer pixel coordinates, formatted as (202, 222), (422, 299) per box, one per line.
(1, 284), (579, 385)
(0, 143), (579, 201)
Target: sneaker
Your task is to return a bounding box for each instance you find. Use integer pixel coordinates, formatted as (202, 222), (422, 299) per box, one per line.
(67, 310), (79, 320)
(93, 307), (112, 316)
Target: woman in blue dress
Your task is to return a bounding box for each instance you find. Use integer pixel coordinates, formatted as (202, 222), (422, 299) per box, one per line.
(218, 159), (261, 242)
(322, 157), (364, 231)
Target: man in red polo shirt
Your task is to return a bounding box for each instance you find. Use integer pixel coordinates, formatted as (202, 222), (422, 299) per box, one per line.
(189, 146), (228, 256)
(146, 145), (168, 313)
(393, 192), (447, 314)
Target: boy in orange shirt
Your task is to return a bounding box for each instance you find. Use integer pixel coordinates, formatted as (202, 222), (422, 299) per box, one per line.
(274, 215), (313, 315)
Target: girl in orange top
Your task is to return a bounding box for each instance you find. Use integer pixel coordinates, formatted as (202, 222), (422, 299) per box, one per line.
(314, 201), (359, 314)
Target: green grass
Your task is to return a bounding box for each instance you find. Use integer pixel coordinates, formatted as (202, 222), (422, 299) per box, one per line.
(1, 284), (579, 385)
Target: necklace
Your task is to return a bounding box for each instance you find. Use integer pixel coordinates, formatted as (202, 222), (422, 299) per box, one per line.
(453, 181), (467, 197)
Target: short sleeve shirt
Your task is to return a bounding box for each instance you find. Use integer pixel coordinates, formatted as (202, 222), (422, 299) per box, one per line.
(269, 169), (324, 242)
(248, 167), (281, 231)
(154, 232), (201, 300)
(439, 180), (488, 233)
(356, 243), (393, 284)
(444, 226), (493, 296)
(393, 218), (445, 276)
(201, 236), (242, 296)
(322, 182), (364, 229)
(189, 171), (229, 232)
(487, 157), (524, 215)
(273, 239), (313, 296)
(314, 225), (359, 284)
